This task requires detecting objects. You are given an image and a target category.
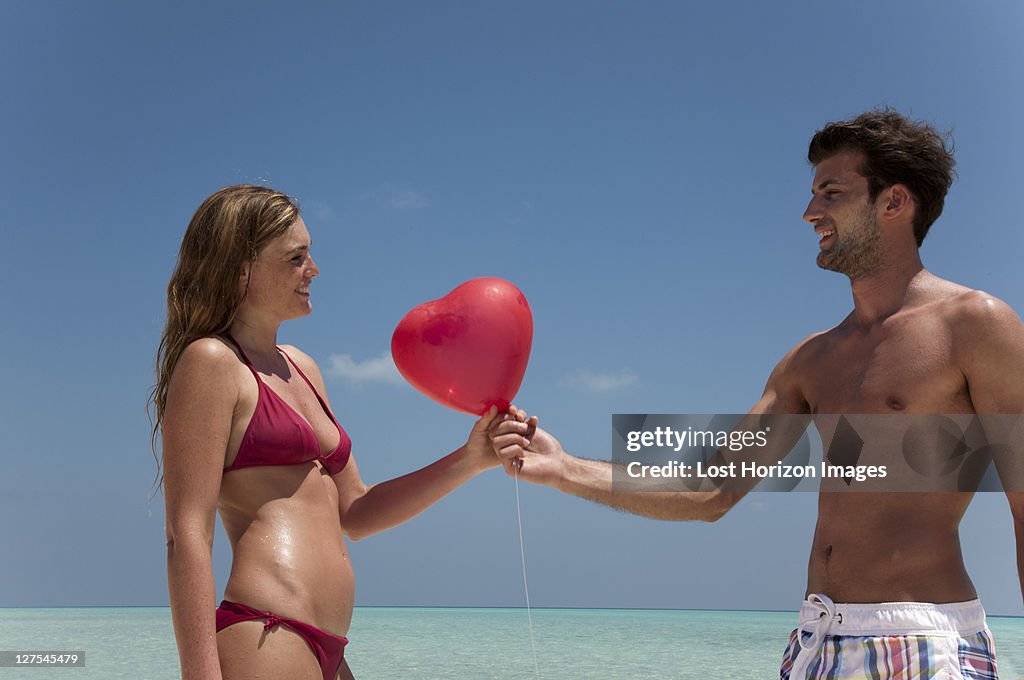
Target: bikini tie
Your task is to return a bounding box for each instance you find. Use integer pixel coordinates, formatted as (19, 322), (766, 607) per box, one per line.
(791, 593), (842, 678)
(263, 613), (283, 631)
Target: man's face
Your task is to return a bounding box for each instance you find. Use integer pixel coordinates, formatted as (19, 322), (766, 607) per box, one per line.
(803, 151), (882, 279)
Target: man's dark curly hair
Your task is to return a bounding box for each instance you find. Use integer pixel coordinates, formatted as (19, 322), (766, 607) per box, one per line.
(808, 109), (956, 246)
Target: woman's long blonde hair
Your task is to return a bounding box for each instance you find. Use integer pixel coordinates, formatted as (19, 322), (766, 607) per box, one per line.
(148, 185), (300, 491)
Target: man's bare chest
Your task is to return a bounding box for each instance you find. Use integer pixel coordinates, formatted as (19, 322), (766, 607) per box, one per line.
(801, 315), (972, 413)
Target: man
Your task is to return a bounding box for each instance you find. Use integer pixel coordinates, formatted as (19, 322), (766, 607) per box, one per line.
(491, 110), (1024, 678)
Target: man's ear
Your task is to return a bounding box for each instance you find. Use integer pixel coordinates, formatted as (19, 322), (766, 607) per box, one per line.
(883, 184), (913, 219)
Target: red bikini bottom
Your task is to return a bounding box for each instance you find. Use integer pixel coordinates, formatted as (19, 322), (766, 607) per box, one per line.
(215, 600), (348, 680)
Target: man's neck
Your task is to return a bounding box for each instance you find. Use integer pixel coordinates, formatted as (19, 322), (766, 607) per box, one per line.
(848, 253), (927, 327)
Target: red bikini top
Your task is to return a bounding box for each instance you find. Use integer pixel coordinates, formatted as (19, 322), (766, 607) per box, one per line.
(223, 334), (351, 475)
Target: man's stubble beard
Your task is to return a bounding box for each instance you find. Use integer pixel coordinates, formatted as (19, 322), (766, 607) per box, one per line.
(816, 203), (883, 280)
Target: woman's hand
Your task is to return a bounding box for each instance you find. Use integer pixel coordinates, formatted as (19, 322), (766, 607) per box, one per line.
(461, 405), (504, 472)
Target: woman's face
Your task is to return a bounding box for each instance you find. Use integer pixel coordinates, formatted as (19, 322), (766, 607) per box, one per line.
(239, 217), (319, 322)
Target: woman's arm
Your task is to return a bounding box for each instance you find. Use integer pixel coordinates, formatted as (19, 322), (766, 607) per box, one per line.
(162, 339), (237, 680)
(330, 409), (499, 540)
(280, 346), (501, 541)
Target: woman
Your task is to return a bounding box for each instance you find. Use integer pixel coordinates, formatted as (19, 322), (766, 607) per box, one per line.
(150, 185), (509, 680)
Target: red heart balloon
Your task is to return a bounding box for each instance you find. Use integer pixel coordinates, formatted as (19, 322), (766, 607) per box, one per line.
(391, 278), (533, 415)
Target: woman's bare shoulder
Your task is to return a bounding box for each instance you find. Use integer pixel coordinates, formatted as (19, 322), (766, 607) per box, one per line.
(279, 343), (321, 373)
(181, 335), (234, 359)
(170, 337), (245, 391)
(279, 344), (331, 392)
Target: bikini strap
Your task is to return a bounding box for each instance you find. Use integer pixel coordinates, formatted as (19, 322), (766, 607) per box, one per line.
(279, 348), (336, 421)
(223, 333), (256, 368)
(225, 337), (332, 420)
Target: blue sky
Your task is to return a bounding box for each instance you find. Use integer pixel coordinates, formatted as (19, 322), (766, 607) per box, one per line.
(2, 1), (1023, 617)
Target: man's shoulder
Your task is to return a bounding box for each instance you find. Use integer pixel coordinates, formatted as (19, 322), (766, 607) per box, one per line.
(772, 328), (837, 379)
(791, 326), (841, 357)
(946, 291), (1024, 360)
(932, 284), (1024, 414)
(914, 280), (1024, 377)
(927, 282), (1021, 335)
(910, 272), (1010, 317)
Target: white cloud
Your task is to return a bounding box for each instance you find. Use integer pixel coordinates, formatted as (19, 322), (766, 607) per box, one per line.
(326, 352), (404, 385)
(307, 200), (336, 221)
(360, 183), (431, 210)
(564, 369), (639, 393)
(387, 187), (429, 210)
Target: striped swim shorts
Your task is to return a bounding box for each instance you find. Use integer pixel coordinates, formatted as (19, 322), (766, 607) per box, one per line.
(780, 594), (998, 679)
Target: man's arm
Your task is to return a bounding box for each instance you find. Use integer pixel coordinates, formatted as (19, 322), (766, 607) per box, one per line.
(953, 291), (1024, 602)
(492, 338), (814, 521)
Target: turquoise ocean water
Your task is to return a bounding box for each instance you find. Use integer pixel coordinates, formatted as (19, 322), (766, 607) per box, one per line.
(0, 607), (1020, 679)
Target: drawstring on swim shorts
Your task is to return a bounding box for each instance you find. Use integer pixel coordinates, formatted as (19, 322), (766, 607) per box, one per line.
(792, 593), (842, 678)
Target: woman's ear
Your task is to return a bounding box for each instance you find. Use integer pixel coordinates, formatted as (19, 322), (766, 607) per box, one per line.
(239, 262), (251, 291)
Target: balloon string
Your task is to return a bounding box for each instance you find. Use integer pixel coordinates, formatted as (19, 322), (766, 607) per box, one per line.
(514, 467), (541, 679)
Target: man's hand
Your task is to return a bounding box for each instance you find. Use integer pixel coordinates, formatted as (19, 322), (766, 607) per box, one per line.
(489, 405), (567, 487)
